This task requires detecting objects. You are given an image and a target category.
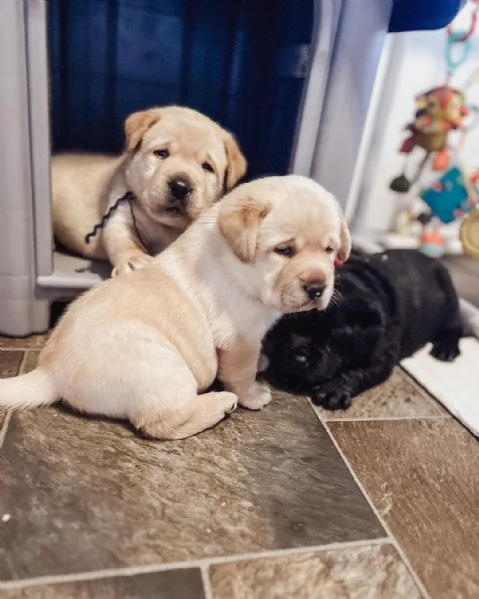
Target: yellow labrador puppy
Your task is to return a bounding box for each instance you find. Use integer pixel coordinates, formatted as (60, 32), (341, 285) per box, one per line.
(0, 176), (350, 440)
(52, 106), (246, 275)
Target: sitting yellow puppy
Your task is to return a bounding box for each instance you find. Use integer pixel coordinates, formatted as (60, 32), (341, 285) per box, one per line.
(0, 176), (350, 440)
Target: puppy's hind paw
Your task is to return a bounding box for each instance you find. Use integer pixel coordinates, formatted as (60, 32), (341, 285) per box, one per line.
(239, 382), (272, 410)
(430, 341), (460, 362)
(111, 254), (155, 277)
(311, 387), (352, 411)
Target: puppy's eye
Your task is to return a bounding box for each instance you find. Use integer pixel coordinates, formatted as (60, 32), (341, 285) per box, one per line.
(274, 245), (295, 258)
(154, 148), (169, 159)
(202, 161), (214, 173)
(325, 246), (335, 254)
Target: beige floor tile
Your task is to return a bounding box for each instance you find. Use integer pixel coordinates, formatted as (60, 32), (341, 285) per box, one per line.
(315, 368), (445, 421)
(0, 334), (48, 351)
(20, 351), (41, 374)
(209, 543), (421, 599)
(0, 569), (204, 599)
(0, 393), (384, 581)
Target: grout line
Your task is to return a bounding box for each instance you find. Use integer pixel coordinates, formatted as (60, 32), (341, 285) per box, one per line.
(0, 351), (27, 450)
(323, 415), (451, 423)
(200, 537), (389, 566)
(0, 347), (37, 353)
(0, 411), (12, 450)
(319, 417), (431, 599)
(0, 538), (390, 591)
(18, 350), (29, 375)
(201, 565), (214, 599)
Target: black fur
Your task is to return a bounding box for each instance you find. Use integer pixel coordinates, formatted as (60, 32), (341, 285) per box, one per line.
(260, 249), (462, 410)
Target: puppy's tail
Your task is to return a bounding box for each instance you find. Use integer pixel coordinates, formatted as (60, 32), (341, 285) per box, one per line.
(0, 368), (58, 410)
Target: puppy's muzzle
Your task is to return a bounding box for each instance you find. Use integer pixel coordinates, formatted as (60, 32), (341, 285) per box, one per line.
(166, 178), (193, 214)
(303, 283), (326, 301)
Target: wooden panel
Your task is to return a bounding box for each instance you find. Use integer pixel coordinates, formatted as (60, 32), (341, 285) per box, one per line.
(330, 419), (479, 597)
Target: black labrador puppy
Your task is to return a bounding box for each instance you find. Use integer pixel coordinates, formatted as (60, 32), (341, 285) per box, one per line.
(259, 249), (462, 410)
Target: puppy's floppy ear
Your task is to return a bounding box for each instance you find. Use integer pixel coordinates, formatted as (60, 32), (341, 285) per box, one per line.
(223, 133), (247, 190)
(124, 108), (162, 152)
(337, 208), (351, 262)
(218, 196), (270, 263)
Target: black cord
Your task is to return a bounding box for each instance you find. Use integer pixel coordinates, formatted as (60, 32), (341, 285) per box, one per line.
(84, 191), (149, 255)
(84, 191), (133, 244)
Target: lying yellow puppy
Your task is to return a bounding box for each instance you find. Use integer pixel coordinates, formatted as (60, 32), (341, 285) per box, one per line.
(52, 105), (246, 276)
(0, 176), (350, 440)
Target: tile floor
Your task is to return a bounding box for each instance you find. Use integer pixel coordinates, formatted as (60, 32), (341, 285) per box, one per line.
(0, 337), (478, 598)
(441, 255), (479, 308)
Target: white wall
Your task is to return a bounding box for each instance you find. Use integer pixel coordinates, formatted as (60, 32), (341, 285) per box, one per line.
(353, 9), (479, 233)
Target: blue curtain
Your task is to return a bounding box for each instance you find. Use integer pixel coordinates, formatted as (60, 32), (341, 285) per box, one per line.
(48, 0), (315, 179)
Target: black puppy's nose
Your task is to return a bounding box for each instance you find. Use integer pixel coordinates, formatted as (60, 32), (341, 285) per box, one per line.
(303, 284), (326, 301)
(168, 179), (191, 201)
(295, 353), (308, 365)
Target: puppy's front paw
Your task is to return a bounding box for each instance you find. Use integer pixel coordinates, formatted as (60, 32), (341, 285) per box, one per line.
(112, 254), (155, 277)
(239, 381), (272, 410)
(311, 385), (352, 411)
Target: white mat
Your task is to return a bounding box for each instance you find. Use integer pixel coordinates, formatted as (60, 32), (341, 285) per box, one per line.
(401, 338), (479, 437)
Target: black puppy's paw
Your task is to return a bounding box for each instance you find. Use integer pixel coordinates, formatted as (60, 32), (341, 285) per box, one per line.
(430, 341), (460, 362)
(310, 386), (352, 411)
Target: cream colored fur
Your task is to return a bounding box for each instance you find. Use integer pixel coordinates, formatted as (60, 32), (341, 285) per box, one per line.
(52, 106), (246, 276)
(0, 176), (350, 440)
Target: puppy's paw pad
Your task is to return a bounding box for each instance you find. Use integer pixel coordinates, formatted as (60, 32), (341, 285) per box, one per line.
(430, 342), (460, 362)
(112, 255), (155, 277)
(327, 393), (352, 410)
(239, 382), (272, 410)
(311, 388), (351, 411)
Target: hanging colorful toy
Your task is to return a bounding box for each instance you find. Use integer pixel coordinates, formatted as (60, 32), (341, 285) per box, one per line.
(420, 166), (479, 224)
(390, 0), (479, 194)
(390, 87), (469, 193)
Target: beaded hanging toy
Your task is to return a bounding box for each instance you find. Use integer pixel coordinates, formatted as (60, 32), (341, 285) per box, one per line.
(390, 1), (479, 194)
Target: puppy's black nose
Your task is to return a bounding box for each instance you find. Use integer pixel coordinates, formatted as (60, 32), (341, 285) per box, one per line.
(303, 284), (326, 301)
(295, 353), (308, 365)
(168, 179), (191, 201)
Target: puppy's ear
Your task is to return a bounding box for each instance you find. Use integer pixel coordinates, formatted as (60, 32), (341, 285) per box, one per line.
(223, 133), (247, 190)
(218, 197), (270, 263)
(337, 210), (351, 262)
(124, 109), (162, 152)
